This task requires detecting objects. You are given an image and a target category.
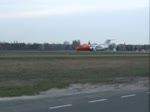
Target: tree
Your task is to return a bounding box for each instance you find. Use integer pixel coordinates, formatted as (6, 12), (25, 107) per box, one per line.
(109, 43), (116, 51)
(63, 41), (70, 45)
(72, 40), (80, 50)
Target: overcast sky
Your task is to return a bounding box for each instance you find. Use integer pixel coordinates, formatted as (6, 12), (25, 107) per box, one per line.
(0, 0), (149, 44)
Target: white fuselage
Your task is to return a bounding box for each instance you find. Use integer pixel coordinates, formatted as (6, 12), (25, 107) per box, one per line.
(90, 44), (109, 51)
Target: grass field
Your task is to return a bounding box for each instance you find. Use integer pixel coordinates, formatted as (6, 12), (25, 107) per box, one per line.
(0, 51), (149, 56)
(0, 51), (149, 97)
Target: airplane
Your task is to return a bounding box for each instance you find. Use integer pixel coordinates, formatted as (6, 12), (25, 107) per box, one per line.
(76, 41), (91, 51)
(76, 39), (112, 51)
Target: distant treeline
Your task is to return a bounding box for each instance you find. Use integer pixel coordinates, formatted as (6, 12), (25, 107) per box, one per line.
(116, 44), (149, 51)
(0, 40), (80, 51)
(0, 41), (149, 51)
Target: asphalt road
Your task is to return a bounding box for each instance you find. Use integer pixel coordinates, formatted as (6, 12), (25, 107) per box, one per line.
(0, 89), (149, 112)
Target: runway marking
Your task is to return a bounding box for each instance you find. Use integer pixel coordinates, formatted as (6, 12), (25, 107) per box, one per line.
(88, 99), (108, 103)
(49, 104), (72, 109)
(121, 94), (136, 98)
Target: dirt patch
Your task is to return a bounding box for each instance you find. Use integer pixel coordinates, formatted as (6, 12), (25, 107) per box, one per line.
(0, 77), (149, 101)
(40, 77), (149, 97)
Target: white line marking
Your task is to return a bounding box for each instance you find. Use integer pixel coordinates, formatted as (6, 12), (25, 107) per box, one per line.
(88, 99), (108, 103)
(121, 94), (136, 98)
(49, 104), (72, 109)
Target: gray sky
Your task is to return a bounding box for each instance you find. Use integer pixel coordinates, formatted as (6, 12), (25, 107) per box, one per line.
(0, 0), (149, 44)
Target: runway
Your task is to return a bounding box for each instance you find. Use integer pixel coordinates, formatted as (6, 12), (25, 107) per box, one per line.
(0, 50), (148, 60)
(0, 89), (149, 112)
(0, 54), (148, 58)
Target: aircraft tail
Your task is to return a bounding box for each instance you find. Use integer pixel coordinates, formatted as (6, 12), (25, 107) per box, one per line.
(104, 39), (111, 45)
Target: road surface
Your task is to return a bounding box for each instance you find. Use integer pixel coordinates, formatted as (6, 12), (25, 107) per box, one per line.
(0, 89), (149, 112)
